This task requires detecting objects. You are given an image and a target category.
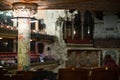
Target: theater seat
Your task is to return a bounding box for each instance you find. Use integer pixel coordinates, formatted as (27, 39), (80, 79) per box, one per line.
(58, 68), (89, 80)
(91, 67), (119, 80)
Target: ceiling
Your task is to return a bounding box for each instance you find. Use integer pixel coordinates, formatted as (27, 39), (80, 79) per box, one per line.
(0, 0), (120, 11)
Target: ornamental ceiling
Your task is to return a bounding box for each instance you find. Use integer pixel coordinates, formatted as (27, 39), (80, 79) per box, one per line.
(0, 0), (120, 11)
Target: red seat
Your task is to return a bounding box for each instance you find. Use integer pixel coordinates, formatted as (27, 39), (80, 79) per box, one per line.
(91, 67), (119, 80)
(58, 68), (89, 80)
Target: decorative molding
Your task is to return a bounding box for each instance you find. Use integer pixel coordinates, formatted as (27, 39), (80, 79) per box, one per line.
(0, 27), (56, 43)
(67, 43), (93, 47)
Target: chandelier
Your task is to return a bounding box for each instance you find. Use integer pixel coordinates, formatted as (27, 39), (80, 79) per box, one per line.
(12, 2), (38, 18)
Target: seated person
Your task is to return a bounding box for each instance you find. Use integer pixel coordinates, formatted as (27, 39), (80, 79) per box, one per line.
(103, 54), (118, 68)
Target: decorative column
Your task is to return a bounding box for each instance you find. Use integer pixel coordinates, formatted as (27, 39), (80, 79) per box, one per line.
(35, 20), (39, 32)
(13, 39), (17, 53)
(12, 2), (38, 70)
(71, 13), (75, 39)
(81, 11), (85, 40)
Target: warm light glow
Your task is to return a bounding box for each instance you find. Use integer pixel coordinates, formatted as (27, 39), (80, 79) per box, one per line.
(73, 30), (76, 35)
(30, 39), (32, 41)
(0, 37), (3, 39)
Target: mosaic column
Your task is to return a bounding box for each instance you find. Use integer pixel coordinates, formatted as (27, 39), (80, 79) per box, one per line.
(12, 2), (38, 70)
(13, 39), (17, 53)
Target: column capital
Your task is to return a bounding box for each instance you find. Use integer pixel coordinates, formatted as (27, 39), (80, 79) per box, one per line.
(12, 2), (38, 18)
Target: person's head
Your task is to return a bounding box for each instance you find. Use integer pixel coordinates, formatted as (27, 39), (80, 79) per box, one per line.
(47, 47), (51, 51)
(104, 54), (114, 64)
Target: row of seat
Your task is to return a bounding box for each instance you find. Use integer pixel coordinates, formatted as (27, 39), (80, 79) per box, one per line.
(58, 67), (119, 80)
(1, 67), (119, 80)
(0, 68), (57, 80)
(0, 68), (36, 80)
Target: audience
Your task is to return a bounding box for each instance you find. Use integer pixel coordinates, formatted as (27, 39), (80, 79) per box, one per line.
(33, 69), (57, 80)
(103, 54), (118, 68)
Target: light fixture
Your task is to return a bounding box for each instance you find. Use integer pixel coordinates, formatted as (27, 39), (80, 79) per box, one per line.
(0, 37), (3, 39)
